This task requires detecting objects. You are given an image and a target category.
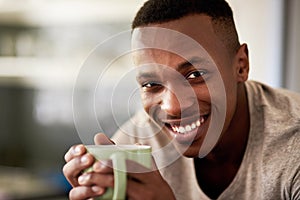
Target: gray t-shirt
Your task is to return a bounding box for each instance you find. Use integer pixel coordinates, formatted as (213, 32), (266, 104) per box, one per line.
(112, 81), (300, 200)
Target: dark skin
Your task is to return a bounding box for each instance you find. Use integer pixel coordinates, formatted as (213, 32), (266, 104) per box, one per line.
(63, 14), (251, 199)
(194, 83), (250, 199)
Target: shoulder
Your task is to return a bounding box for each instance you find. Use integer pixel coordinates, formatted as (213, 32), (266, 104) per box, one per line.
(245, 80), (300, 112)
(245, 80), (300, 150)
(245, 81), (300, 197)
(246, 81), (300, 131)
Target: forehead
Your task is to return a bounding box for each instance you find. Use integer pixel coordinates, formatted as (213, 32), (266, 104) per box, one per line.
(133, 49), (186, 67)
(131, 15), (230, 69)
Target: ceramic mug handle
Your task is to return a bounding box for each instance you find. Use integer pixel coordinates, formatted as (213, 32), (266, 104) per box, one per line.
(110, 152), (127, 200)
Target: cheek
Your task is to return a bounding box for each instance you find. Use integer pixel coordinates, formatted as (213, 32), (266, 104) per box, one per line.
(141, 94), (150, 113)
(200, 77), (233, 117)
(223, 76), (238, 108)
(221, 78), (238, 126)
(226, 87), (238, 117)
(194, 85), (211, 103)
(141, 93), (157, 114)
(222, 68), (238, 99)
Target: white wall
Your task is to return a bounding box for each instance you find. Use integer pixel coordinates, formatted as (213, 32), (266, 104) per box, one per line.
(227, 0), (284, 88)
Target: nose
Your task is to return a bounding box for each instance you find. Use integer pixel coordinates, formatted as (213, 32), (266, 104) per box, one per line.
(160, 87), (194, 118)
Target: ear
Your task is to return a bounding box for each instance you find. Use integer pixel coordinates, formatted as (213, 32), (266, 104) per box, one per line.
(235, 44), (249, 82)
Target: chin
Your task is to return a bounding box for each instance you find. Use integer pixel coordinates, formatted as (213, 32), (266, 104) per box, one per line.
(175, 139), (204, 158)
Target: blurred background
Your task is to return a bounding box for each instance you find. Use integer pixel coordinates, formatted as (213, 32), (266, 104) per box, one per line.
(0, 0), (299, 199)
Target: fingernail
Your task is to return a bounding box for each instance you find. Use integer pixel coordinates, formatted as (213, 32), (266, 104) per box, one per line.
(74, 146), (82, 154)
(94, 161), (107, 171)
(94, 161), (104, 171)
(78, 175), (87, 184)
(92, 186), (103, 194)
(81, 155), (89, 164)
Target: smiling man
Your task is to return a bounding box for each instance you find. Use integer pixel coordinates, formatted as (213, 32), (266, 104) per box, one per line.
(63, 0), (300, 199)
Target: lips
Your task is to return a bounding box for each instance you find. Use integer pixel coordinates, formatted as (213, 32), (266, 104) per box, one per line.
(162, 114), (210, 144)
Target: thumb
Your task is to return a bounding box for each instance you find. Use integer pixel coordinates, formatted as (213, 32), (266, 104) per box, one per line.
(151, 156), (158, 171)
(94, 133), (115, 145)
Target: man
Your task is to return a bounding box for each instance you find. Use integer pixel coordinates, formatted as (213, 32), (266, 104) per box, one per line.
(63, 0), (300, 199)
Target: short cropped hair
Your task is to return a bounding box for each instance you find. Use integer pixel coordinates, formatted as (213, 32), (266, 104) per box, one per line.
(132, 0), (240, 57)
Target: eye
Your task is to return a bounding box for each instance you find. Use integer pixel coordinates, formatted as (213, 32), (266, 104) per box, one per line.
(186, 70), (207, 80)
(142, 82), (157, 88)
(141, 82), (162, 92)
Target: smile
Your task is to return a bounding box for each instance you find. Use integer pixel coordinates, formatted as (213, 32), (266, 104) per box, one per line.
(170, 116), (205, 134)
(162, 114), (210, 144)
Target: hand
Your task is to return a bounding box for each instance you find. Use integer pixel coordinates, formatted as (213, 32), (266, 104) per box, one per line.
(79, 157), (176, 200)
(126, 160), (176, 200)
(63, 133), (115, 200)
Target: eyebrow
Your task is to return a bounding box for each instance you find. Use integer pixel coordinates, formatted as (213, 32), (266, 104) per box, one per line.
(136, 56), (207, 81)
(177, 57), (205, 71)
(136, 72), (158, 82)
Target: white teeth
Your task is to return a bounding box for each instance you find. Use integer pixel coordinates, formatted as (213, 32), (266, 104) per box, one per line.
(178, 127), (185, 133)
(170, 116), (207, 134)
(200, 117), (204, 123)
(191, 123), (196, 129)
(185, 125), (191, 131)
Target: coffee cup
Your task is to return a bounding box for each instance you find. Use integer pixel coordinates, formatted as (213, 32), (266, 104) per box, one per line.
(85, 144), (152, 200)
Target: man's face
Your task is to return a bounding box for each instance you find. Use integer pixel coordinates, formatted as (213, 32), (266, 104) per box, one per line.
(132, 15), (241, 157)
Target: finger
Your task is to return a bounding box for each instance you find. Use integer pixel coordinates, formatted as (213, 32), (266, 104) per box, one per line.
(78, 172), (114, 187)
(94, 133), (115, 145)
(64, 144), (86, 162)
(126, 159), (153, 174)
(69, 186), (105, 200)
(63, 153), (95, 187)
(151, 156), (158, 171)
(126, 180), (141, 200)
(126, 179), (151, 200)
(93, 160), (114, 173)
(128, 170), (157, 184)
(126, 160), (160, 184)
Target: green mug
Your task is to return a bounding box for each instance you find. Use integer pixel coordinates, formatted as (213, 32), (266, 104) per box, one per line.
(85, 144), (152, 200)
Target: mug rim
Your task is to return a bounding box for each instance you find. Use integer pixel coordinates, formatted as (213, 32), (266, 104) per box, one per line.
(85, 144), (151, 150)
